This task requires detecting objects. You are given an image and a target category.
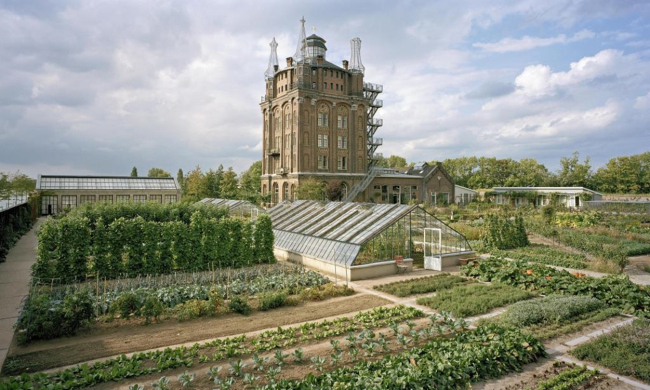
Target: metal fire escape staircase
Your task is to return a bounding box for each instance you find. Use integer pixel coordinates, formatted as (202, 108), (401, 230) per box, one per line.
(345, 82), (383, 202)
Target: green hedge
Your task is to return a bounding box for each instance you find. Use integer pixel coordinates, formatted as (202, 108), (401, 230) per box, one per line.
(33, 211), (275, 284)
(0, 203), (33, 262)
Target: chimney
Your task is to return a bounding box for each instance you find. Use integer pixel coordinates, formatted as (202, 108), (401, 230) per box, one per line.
(286, 57), (293, 67)
(342, 60), (349, 70)
(317, 55), (324, 65)
(273, 65), (279, 72)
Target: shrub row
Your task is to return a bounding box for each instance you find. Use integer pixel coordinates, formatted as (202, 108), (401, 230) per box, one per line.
(33, 212), (275, 283)
(0, 203), (33, 262)
(63, 201), (229, 228)
(462, 257), (650, 317)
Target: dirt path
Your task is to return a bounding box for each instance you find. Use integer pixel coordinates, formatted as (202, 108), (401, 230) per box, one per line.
(5, 293), (389, 374)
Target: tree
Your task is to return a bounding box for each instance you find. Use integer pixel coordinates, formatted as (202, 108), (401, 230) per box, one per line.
(130, 166), (138, 177)
(239, 161), (262, 203)
(183, 166), (207, 202)
(295, 178), (326, 200)
(176, 168), (184, 194)
(556, 152), (592, 187)
(386, 155), (408, 168)
(220, 167), (239, 199)
(593, 152), (650, 194)
(204, 165), (223, 198)
(325, 181), (343, 201)
(0, 172), (10, 199)
(147, 168), (171, 178)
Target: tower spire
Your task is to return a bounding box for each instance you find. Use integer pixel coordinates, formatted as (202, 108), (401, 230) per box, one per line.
(293, 17), (307, 63)
(264, 37), (279, 79)
(350, 37), (365, 74)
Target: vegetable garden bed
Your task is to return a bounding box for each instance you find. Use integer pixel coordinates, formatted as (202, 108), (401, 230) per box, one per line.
(461, 257), (650, 317)
(416, 282), (535, 318)
(494, 244), (589, 270)
(373, 273), (473, 297)
(571, 319), (650, 384)
(2, 306), (428, 389)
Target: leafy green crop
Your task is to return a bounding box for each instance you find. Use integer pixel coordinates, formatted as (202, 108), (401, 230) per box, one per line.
(2, 306), (424, 388)
(462, 257), (650, 317)
(257, 323), (546, 389)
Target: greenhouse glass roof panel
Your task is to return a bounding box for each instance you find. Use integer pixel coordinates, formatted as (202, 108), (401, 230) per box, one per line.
(38, 175), (178, 191)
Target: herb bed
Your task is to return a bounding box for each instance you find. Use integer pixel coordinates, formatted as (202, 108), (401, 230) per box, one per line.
(373, 273), (473, 297)
(416, 283), (535, 318)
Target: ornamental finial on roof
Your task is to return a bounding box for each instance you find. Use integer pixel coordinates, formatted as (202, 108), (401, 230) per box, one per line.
(350, 37), (365, 74)
(293, 17), (307, 63)
(264, 37), (279, 79)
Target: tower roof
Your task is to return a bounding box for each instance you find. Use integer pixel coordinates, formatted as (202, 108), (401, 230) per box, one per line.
(306, 34), (327, 49)
(264, 37), (279, 79)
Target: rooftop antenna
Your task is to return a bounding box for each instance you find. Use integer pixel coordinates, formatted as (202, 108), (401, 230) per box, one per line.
(293, 16), (307, 63)
(264, 37), (279, 79)
(350, 37), (365, 74)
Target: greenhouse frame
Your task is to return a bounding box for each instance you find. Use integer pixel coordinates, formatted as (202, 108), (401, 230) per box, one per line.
(197, 198), (266, 219)
(268, 200), (473, 280)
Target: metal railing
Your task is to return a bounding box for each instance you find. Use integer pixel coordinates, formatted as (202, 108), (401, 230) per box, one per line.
(370, 99), (383, 108)
(363, 83), (383, 92)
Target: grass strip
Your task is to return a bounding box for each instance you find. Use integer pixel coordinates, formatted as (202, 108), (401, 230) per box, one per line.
(373, 273), (473, 297)
(416, 283), (535, 318)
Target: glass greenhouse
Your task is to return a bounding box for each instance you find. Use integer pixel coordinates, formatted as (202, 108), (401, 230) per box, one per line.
(268, 200), (472, 267)
(197, 198), (266, 219)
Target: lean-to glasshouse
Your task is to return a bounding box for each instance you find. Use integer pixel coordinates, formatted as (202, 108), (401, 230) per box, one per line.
(197, 198), (266, 219)
(268, 200), (473, 280)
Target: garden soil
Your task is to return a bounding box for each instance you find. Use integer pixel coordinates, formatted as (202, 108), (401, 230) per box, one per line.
(4, 293), (389, 374)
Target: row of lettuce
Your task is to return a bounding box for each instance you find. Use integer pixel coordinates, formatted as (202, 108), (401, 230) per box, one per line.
(32, 202), (275, 283)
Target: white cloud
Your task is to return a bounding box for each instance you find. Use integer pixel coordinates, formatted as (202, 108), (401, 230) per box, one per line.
(474, 29), (595, 53)
(634, 92), (650, 109)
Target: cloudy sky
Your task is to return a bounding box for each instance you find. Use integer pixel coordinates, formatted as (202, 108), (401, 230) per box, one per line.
(1, 0), (649, 178)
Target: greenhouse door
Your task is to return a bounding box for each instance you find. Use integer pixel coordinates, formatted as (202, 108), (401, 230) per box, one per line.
(423, 228), (442, 271)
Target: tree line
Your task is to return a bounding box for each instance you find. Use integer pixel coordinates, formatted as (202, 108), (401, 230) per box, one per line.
(374, 152), (650, 194)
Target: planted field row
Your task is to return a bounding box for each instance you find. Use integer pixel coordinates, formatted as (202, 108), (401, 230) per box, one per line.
(416, 282), (535, 318)
(373, 273), (473, 297)
(17, 265), (333, 344)
(480, 294), (621, 341)
(255, 323), (546, 390)
(128, 312), (469, 389)
(493, 245), (589, 270)
(494, 361), (609, 390)
(572, 318), (650, 383)
(33, 212), (275, 283)
(2, 306), (424, 389)
(461, 258), (650, 317)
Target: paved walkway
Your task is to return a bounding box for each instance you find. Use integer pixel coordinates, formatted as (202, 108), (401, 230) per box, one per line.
(0, 219), (42, 370)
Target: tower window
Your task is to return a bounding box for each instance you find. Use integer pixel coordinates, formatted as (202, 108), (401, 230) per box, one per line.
(312, 69), (316, 76)
(323, 82), (326, 89)
(330, 70), (333, 77)
(317, 113), (329, 127)
(337, 156), (347, 170)
(312, 82), (316, 89)
(330, 83), (333, 89)
(337, 136), (347, 149)
(337, 115), (348, 129)
(318, 134), (329, 148)
(318, 155), (328, 169)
